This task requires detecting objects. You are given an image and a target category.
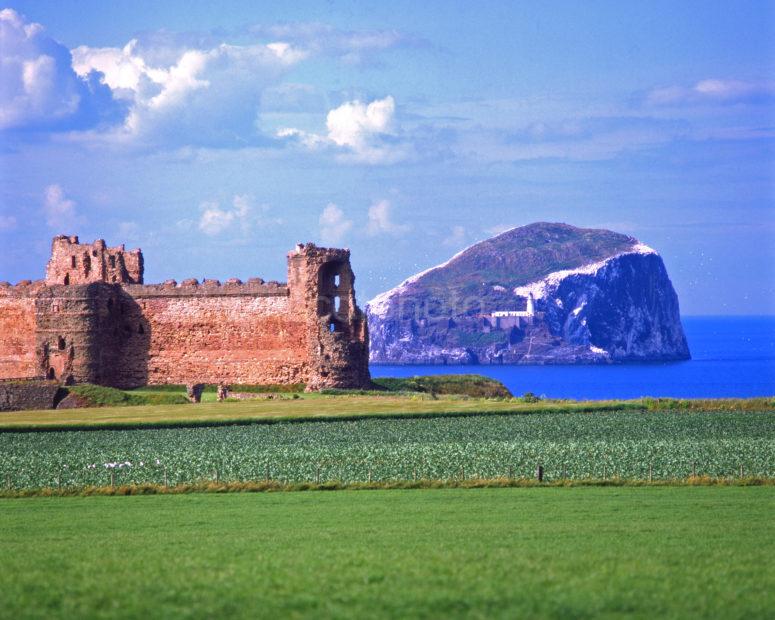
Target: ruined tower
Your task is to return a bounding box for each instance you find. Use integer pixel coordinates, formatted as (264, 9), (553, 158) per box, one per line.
(288, 243), (371, 391)
(45, 235), (143, 286)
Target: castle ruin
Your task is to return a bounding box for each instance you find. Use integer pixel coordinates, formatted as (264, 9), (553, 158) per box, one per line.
(0, 235), (371, 391)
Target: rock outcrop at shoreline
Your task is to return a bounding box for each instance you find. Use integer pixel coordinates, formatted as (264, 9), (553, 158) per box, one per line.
(367, 222), (690, 364)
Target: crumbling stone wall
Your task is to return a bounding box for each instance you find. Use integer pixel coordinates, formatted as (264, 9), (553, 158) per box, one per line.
(0, 380), (61, 412)
(288, 244), (370, 391)
(0, 237), (371, 391)
(45, 235), (143, 286)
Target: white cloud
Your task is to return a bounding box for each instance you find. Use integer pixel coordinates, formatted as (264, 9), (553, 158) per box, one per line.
(367, 199), (410, 236)
(44, 184), (77, 229)
(646, 78), (775, 106)
(248, 23), (410, 65)
(71, 37), (305, 146)
(319, 203), (352, 245)
(265, 42), (308, 65)
(198, 194), (252, 236)
(443, 225), (466, 247)
(0, 214), (17, 230)
(197, 194), (279, 236)
(0, 9), (119, 131)
(277, 95), (410, 164)
(326, 96), (395, 149)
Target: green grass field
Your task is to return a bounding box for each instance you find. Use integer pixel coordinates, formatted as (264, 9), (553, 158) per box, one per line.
(1, 487), (773, 619)
(3, 393), (773, 432)
(0, 395), (645, 430)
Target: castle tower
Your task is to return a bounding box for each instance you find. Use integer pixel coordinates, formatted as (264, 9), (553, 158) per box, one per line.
(45, 235), (143, 286)
(34, 283), (126, 385)
(526, 293), (535, 316)
(287, 243), (371, 391)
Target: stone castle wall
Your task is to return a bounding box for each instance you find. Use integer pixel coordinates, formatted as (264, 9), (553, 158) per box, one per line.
(0, 284), (41, 379)
(0, 238), (370, 390)
(0, 380), (62, 412)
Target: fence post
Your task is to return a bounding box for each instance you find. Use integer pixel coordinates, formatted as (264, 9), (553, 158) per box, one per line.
(535, 464), (544, 482)
(316, 465), (321, 484)
(692, 462), (696, 478)
(603, 463), (607, 480)
(265, 464), (270, 481)
(648, 463), (653, 482)
(460, 466), (465, 481)
(562, 463), (567, 479)
(110, 470), (115, 488)
(163, 467), (168, 488)
(57, 472), (61, 490)
(412, 468), (417, 482)
(739, 464), (744, 479)
(367, 467), (372, 483)
(508, 465), (514, 479)
(214, 469), (219, 483)
(5, 473), (10, 490)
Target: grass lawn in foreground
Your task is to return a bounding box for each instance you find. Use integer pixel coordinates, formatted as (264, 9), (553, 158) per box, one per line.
(1, 487), (773, 619)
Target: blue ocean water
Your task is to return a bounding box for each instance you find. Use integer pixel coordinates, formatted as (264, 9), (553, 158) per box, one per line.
(370, 317), (775, 400)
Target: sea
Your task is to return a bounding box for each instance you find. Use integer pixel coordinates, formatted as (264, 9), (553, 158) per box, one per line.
(370, 316), (775, 400)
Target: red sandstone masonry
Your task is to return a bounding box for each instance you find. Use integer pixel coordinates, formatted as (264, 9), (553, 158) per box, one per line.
(0, 282), (43, 379)
(0, 238), (370, 390)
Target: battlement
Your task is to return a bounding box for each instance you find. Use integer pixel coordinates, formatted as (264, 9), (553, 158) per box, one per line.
(45, 235), (143, 286)
(123, 278), (288, 298)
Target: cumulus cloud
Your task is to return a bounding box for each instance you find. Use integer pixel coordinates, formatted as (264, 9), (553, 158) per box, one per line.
(277, 95), (410, 164)
(367, 199), (410, 236)
(319, 203), (352, 245)
(0, 9), (122, 131)
(645, 78), (775, 106)
(197, 194), (279, 236)
(72, 37), (303, 146)
(44, 184), (78, 229)
(198, 194), (251, 235)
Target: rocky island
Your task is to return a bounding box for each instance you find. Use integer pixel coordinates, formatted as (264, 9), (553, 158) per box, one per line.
(367, 222), (690, 364)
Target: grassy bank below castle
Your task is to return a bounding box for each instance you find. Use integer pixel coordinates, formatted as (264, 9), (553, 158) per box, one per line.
(1, 487), (773, 619)
(2, 392), (773, 431)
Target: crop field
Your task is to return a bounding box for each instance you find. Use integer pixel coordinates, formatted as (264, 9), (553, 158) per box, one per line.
(2, 410), (774, 489)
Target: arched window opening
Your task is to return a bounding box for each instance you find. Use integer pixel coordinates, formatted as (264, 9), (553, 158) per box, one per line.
(329, 321), (336, 333)
(334, 295), (341, 313)
(333, 274), (340, 287)
(92, 250), (97, 257)
(111, 276), (117, 283)
(47, 367), (56, 380)
(109, 255), (116, 268)
(63, 274), (70, 285)
(64, 375), (75, 386)
(71, 256), (76, 268)
(57, 336), (66, 350)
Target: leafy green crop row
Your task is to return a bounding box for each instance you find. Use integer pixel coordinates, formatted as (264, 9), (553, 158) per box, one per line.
(2, 411), (774, 489)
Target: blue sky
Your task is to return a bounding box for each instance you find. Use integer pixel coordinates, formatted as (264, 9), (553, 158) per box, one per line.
(0, 1), (773, 314)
